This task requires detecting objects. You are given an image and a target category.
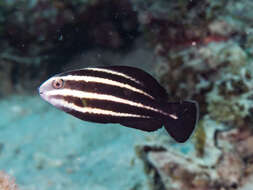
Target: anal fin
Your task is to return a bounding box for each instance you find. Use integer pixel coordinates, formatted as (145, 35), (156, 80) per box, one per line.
(120, 120), (162, 132)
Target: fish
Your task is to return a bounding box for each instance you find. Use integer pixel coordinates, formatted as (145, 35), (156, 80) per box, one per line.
(38, 66), (199, 143)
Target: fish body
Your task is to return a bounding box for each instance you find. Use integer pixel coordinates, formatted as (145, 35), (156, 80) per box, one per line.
(39, 66), (199, 142)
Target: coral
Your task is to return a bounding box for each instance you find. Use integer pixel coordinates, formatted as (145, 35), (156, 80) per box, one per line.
(217, 152), (244, 187)
(135, 0), (253, 187)
(206, 63), (253, 126)
(135, 118), (253, 190)
(215, 127), (253, 187)
(155, 40), (253, 127)
(0, 171), (19, 190)
(183, 41), (247, 73)
(236, 136), (253, 159)
(134, 116), (222, 190)
(132, 0), (236, 53)
(134, 0), (253, 127)
(135, 145), (166, 190)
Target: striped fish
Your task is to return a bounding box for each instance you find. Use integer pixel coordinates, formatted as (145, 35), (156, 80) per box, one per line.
(38, 66), (199, 143)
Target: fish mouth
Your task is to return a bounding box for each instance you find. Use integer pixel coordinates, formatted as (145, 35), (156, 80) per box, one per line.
(38, 85), (48, 101)
(38, 90), (49, 103)
(38, 86), (43, 95)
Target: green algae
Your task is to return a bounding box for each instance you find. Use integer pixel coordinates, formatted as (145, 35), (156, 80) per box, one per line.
(193, 120), (206, 158)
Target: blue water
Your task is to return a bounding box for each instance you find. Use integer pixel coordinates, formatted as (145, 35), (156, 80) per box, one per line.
(0, 96), (149, 190)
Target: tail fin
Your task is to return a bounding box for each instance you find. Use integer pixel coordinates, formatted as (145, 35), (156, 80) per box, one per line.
(163, 100), (199, 143)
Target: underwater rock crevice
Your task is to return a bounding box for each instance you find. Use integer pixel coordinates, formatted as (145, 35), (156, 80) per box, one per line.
(135, 145), (166, 190)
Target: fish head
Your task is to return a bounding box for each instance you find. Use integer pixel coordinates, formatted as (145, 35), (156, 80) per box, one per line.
(38, 74), (67, 110)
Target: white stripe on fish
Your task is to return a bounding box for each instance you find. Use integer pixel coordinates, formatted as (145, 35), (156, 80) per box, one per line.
(45, 88), (178, 119)
(85, 67), (142, 85)
(60, 75), (154, 99)
(50, 98), (150, 118)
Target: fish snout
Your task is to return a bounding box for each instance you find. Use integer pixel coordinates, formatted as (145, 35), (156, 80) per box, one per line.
(38, 84), (47, 101)
(38, 79), (53, 100)
(38, 86), (43, 95)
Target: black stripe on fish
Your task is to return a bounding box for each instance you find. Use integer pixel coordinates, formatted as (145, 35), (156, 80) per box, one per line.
(58, 66), (168, 101)
(80, 98), (161, 118)
(59, 69), (153, 99)
(59, 74), (154, 100)
(47, 89), (169, 118)
(49, 95), (152, 123)
(58, 94), (163, 131)
(62, 80), (158, 106)
(96, 66), (169, 101)
(39, 66), (199, 143)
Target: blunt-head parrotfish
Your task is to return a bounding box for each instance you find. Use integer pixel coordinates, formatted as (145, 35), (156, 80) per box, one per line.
(38, 66), (199, 143)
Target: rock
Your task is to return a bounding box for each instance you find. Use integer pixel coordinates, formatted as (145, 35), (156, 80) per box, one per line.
(236, 136), (253, 158)
(0, 171), (19, 190)
(217, 152), (244, 187)
(0, 60), (13, 96)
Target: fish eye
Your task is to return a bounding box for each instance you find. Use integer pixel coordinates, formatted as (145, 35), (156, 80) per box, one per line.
(52, 79), (64, 89)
